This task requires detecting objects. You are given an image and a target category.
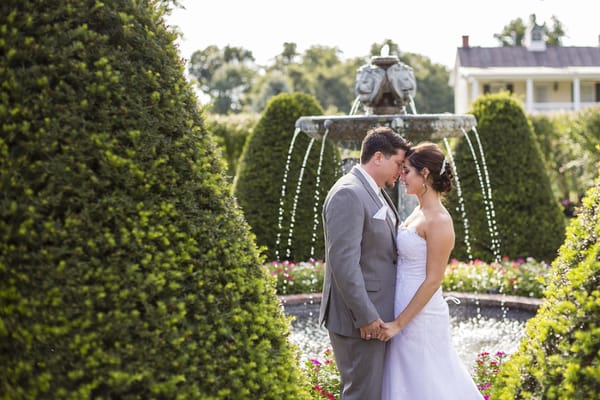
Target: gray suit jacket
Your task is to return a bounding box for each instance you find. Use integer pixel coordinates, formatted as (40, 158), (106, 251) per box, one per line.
(319, 166), (399, 337)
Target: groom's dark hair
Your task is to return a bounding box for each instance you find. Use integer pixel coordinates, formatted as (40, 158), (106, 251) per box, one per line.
(360, 126), (411, 164)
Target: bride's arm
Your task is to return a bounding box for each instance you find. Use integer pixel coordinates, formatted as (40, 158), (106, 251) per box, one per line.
(378, 215), (454, 341)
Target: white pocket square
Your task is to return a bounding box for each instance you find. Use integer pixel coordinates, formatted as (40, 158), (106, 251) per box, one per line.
(373, 206), (387, 220)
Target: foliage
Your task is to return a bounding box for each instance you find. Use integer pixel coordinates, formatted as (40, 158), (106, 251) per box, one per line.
(266, 258), (549, 298)
(234, 93), (341, 262)
(473, 351), (507, 400)
(443, 258), (549, 298)
(401, 52), (454, 113)
(205, 113), (259, 178)
(446, 92), (565, 262)
(0, 1), (311, 398)
(304, 349), (340, 400)
(189, 39), (454, 115)
(530, 106), (600, 204)
(491, 167), (600, 399)
(493, 14), (566, 46)
(187, 44), (257, 114)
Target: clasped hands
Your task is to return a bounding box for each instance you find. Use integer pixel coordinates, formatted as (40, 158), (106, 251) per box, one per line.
(360, 318), (402, 342)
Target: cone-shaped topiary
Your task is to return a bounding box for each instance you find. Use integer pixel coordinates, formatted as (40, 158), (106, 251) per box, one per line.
(491, 167), (600, 399)
(446, 92), (565, 262)
(234, 93), (341, 263)
(0, 1), (310, 398)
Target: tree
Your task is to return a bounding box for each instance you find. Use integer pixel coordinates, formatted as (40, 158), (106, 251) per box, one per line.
(530, 106), (600, 205)
(188, 45), (257, 114)
(187, 39), (454, 116)
(0, 1), (311, 398)
(274, 42), (300, 66)
(494, 14), (566, 46)
(546, 15), (567, 46)
(493, 17), (527, 46)
(249, 70), (294, 113)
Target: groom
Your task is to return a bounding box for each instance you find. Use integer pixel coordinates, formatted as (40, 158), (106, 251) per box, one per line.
(319, 126), (410, 399)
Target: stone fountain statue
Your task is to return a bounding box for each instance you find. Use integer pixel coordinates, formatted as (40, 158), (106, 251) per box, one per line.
(295, 48), (477, 149)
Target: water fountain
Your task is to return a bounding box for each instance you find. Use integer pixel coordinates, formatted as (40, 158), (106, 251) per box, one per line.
(282, 48), (527, 371)
(291, 46), (499, 259)
(295, 47), (477, 149)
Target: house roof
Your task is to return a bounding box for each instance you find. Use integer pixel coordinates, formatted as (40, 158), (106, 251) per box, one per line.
(457, 46), (600, 68)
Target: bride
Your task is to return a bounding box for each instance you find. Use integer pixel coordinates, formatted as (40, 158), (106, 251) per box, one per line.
(378, 142), (483, 399)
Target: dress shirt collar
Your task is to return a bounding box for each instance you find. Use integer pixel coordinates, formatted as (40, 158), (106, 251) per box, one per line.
(356, 164), (381, 196)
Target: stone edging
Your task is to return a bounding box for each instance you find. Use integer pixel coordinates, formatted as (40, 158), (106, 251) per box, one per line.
(279, 291), (542, 312)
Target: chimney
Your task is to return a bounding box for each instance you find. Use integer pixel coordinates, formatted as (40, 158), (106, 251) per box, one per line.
(462, 35), (470, 48)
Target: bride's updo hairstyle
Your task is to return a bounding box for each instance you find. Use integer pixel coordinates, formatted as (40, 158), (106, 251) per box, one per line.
(405, 142), (453, 193)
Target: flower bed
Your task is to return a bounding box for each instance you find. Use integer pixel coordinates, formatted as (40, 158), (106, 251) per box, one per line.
(304, 349), (508, 399)
(264, 257), (549, 298)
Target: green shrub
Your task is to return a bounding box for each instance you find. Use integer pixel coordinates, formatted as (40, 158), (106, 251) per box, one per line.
(205, 113), (258, 179)
(234, 93), (341, 262)
(0, 1), (310, 398)
(530, 106), (600, 206)
(446, 92), (565, 262)
(491, 167), (600, 399)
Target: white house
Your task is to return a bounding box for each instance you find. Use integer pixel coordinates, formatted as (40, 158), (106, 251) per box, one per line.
(450, 16), (600, 114)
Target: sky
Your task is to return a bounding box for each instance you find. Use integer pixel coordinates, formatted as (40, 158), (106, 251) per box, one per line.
(165, 0), (599, 69)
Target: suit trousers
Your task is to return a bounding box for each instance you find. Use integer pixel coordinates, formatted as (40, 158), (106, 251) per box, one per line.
(329, 331), (387, 400)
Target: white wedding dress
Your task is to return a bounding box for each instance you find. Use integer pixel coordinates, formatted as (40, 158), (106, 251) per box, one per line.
(382, 227), (484, 400)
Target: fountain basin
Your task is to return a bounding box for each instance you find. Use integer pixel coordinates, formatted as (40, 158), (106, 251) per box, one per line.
(283, 293), (539, 369)
(295, 114), (477, 149)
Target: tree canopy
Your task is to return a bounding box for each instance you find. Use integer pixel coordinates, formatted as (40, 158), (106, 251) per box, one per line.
(187, 39), (454, 115)
(493, 14), (566, 46)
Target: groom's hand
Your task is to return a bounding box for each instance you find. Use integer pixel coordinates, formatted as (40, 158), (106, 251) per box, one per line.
(377, 321), (402, 342)
(360, 319), (383, 340)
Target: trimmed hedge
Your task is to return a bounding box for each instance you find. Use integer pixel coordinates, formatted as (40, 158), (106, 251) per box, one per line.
(492, 167), (600, 399)
(234, 93), (341, 262)
(205, 113), (258, 179)
(446, 92), (565, 262)
(0, 1), (310, 398)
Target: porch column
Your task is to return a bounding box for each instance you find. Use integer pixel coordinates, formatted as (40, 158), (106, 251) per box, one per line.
(573, 78), (581, 111)
(526, 79), (534, 112)
(470, 78), (479, 105)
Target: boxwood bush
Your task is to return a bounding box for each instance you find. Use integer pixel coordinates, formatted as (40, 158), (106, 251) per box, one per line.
(0, 1), (310, 398)
(205, 113), (259, 179)
(491, 167), (600, 399)
(446, 92), (565, 262)
(234, 93), (341, 262)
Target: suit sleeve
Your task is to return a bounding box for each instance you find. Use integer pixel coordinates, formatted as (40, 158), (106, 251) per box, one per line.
(324, 187), (379, 327)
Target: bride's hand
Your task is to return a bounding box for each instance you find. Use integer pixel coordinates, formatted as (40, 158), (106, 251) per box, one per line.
(378, 321), (402, 342)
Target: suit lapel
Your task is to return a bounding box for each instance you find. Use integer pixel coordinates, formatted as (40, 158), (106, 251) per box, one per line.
(351, 167), (398, 252)
(350, 167), (381, 206)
